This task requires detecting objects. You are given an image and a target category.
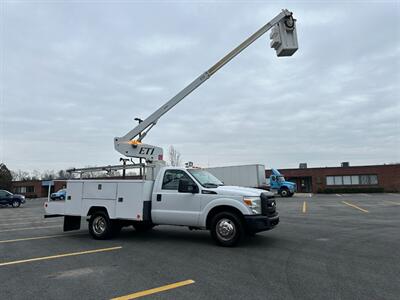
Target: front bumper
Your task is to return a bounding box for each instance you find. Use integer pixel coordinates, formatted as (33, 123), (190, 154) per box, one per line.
(244, 213), (279, 233)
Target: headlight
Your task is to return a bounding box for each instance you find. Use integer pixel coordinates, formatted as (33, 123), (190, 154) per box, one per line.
(243, 196), (261, 214)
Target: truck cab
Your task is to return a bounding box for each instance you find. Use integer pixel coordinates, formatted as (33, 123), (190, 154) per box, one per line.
(269, 169), (296, 197)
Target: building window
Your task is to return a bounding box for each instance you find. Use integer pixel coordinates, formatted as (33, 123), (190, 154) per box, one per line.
(334, 176), (343, 185)
(343, 176), (351, 185)
(15, 186), (34, 193)
(326, 175), (378, 186)
(351, 175), (359, 185)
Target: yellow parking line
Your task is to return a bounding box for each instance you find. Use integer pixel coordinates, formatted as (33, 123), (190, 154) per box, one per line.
(302, 201), (307, 213)
(0, 225), (60, 233)
(111, 279), (195, 300)
(342, 201), (369, 213)
(385, 200), (400, 206)
(0, 246), (122, 267)
(0, 232), (86, 244)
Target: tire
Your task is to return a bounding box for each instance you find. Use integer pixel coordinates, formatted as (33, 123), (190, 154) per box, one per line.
(60, 195), (65, 200)
(210, 211), (245, 247)
(288, 192), (294, 197)
(133, 223), (154, 232)
(88, 212), (114, 240)
(11, 200), (21, 208)
(280, 189), (289, 197)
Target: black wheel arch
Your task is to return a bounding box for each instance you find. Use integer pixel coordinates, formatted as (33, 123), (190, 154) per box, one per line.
(206, 205), (244, 230)
(87, 206), (109, 217)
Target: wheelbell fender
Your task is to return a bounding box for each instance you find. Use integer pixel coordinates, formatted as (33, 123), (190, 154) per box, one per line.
(200, 198), (250, 227)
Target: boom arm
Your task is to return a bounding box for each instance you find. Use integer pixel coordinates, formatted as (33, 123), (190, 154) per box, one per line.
(114, 9), (297, 160)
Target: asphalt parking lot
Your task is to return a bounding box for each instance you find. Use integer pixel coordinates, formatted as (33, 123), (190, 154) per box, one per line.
(0, 193), (399, 300)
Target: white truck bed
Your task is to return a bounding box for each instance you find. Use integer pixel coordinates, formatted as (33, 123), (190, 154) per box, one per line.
(45, 179), (154, 221)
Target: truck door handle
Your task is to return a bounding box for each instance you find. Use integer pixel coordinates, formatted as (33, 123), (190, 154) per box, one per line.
(157, 194), (162, 202)
(118, 197), (123, 202)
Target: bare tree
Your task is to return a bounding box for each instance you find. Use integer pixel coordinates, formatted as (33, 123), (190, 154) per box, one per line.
(168, 145), (181, 167)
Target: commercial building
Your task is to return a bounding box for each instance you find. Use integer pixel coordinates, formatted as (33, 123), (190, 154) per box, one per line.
(266, 163), (400, 193)
(12, 180), (66, 198)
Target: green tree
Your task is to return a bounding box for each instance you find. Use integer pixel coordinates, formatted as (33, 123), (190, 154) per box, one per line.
(0, 163), (13, 191)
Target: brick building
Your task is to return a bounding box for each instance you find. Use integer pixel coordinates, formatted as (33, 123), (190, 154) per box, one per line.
(12, 180), (66, 198)
(266, 163), (400, 193)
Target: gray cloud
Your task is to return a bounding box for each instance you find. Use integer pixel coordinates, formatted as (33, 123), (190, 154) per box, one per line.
(1, 1), (399, 172)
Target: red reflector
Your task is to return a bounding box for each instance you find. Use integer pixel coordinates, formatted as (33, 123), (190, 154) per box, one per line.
(158, 154), (163, 160)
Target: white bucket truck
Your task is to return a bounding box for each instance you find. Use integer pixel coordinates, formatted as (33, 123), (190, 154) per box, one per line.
(45, 9), (298, 246)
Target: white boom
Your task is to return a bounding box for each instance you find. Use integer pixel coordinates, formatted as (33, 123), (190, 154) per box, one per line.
(114, 9), (298, 162)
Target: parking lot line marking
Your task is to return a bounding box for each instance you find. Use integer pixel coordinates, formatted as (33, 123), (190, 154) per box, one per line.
(0, 232), (86, 244)
(309, 193), (312, 198)
(336, 194), (342, 197)
(0, 220), (60, 226)
(111, 279), (195, 300)
(342, 201), (369, 213)
(384, 200), (400, 206)
(302, 201), (307, 213)
(0, 225), (60, 233)
(0, 246), (122, 267)
(0, 216), (45, 222)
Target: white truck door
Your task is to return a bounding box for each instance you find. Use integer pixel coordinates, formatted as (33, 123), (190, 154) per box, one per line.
(151, 170), (201, 226)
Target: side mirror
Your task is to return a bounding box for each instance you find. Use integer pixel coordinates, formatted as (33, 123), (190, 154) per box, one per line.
(178, 179), (199, 194)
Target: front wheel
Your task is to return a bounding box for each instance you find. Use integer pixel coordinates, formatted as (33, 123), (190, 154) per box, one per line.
(12, 200), (21, 208)
(89, 212), (114, 240)
(210, 212), (244, 247)
(280, 189), (289, 197)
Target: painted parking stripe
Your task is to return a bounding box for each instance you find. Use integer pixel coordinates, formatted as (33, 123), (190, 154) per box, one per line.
(0, 216), (46, 222)
(336, 194), (342, 197)
(302, 201), (307, 213)
(0, 220), (60, 226)
(384, 200), (400, 206)
(0, 246), (122, 267)
(0, 225), (60, 233)
(0, 232), (86, 244)
(111, 279), (195, 300)
(342, 201), (369, 213)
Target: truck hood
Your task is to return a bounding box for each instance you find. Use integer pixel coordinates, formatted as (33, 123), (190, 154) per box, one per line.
(214, 185), (273, 197)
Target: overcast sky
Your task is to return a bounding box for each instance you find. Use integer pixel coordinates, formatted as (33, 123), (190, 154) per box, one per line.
(1, 0), (399, 172)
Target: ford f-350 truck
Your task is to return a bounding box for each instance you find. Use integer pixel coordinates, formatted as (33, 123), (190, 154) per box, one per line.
(45, 167), (278, 246)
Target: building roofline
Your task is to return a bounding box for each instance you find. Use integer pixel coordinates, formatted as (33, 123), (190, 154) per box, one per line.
(268, 163), (400, 172)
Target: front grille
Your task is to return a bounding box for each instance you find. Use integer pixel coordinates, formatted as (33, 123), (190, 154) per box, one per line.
(261, 192), (276, 216)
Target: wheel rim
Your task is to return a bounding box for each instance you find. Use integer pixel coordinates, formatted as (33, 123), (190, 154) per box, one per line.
(216, 218), (236, 241)
(93, 216), (107, 235)
(12, 201), (19, 207)
(281, 190), (288, 197)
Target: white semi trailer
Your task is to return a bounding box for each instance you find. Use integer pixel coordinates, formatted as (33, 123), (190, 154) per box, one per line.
(205, 164), (267, 189)
(45, 9), (298, 246)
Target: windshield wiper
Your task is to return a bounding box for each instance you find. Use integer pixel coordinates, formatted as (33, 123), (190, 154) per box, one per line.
(203, 183), (219, 188)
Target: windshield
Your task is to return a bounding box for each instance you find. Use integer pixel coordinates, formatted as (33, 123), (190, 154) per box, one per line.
(188, 169), (223, 187)
(278, 176), (285, 182)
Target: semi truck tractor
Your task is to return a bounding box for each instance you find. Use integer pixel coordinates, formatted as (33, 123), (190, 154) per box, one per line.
(45, 9), (298, 246)
(267, 169), (296, 197)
